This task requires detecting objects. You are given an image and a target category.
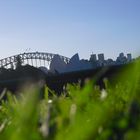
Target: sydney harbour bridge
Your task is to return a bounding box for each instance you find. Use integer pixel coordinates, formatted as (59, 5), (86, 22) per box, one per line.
(0, 52), (70, 69)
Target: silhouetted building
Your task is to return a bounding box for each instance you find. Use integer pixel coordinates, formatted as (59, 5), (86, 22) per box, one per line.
(50, 53), (92, 73)
(116, 53), (127, 65)
(127, 53), (132, 62)
(98, 54), (105, 66)
(90, 54), (97, 62)
(106, 59), (115, 66)
(119, 53), (124, 58)
(50, 54), (66, 73)
(98, 54), (104, 62)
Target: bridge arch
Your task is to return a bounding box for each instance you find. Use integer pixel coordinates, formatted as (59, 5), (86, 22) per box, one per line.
(0, 52), (70, 69)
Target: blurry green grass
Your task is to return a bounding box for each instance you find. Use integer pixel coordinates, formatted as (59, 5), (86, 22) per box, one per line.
(0, 59), (140, 140)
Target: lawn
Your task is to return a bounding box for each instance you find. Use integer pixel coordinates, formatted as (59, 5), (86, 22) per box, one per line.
(0, 59), (140, 140)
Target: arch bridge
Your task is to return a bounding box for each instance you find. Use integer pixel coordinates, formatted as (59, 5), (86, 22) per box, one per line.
(0, 52), (70, 69)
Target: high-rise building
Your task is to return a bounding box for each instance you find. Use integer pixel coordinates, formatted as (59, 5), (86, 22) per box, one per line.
(98, 53), (104, 61)
(119, 53), (124, 58)
(127, 53), (132, 62)
(90, 54), (97, 62)
(116, 53), (127, 64)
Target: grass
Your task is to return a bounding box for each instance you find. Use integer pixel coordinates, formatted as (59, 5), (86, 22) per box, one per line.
(0, 59), (140, 140)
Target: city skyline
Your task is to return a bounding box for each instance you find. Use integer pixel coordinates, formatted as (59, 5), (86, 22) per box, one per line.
(0, 0), (140, 60)
(0, 51), (134, 73)
(0, 50), (135, 61)
(49, 52), (133, 73)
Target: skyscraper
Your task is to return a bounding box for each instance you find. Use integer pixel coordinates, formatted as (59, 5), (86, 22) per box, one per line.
(90, 54), (97, 62)
(127, 53), (132, 62)
(98, 53), (104, 62)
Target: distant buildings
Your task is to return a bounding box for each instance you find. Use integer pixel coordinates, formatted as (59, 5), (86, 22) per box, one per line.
(127, 53), (132, 62)
(89, 52), (133, 67)
(90, 54), (97, 62)
(50, 54), (67, 73)
(98, 53), (105, 62)
(98, 53), (105, 66)
(116, 53), (132, 65)
(47, 52), (133, 74)
(49, 53), (93, 73)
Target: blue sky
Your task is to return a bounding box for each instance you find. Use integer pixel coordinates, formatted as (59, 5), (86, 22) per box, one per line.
(0, 0), (140, 60)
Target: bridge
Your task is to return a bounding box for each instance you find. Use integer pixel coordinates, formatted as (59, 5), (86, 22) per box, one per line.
(0, 52), (70, 69)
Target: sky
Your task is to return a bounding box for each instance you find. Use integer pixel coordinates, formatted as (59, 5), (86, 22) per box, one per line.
(0, 0), (140, 60)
